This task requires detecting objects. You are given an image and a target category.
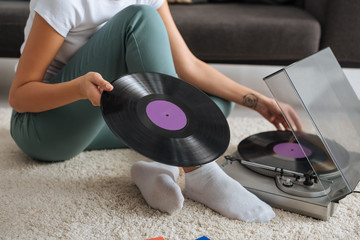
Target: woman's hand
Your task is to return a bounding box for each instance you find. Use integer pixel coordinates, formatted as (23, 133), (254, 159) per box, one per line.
(255, 96), (303, 131)
(75, 72), (113, 106)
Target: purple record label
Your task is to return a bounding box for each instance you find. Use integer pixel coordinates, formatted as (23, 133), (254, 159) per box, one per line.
(146, 100), (187, 131)
(273, 142), (312, 158)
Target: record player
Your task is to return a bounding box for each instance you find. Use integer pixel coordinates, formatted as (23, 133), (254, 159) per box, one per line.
(220, 48), (360, 220)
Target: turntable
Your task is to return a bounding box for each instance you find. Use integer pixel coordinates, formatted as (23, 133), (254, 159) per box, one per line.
(220, 48), (360, 220)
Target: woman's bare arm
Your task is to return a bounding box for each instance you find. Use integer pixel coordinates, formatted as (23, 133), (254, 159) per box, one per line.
(8, 13), (112, 113)
(157, 2), (301, 130)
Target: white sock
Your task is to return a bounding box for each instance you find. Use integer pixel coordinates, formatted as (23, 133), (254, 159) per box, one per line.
(184, 162), (275, 222)
(130, 161), (184, 214)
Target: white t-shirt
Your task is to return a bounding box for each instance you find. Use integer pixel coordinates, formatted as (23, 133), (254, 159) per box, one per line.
(21, 0), (165, 81)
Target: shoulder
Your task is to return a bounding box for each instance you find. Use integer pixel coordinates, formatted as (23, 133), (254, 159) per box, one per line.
(31, 0), (87, 18)
(34, 0), (90, 15)
(31, 0), (78, 10)
(30, 0), (85, 37)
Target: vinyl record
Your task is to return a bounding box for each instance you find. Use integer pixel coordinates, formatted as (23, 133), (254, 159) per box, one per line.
(100, 72), (230, 167)
(237, 130), (344, 176)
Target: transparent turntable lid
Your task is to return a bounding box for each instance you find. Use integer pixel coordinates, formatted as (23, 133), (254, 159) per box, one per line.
(263, 48), (360, 201)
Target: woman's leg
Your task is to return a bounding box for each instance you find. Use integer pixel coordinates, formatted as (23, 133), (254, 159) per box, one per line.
(10, 5), (178, 161)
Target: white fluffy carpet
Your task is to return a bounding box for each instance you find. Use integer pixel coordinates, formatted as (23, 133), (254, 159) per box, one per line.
(1, 107), (359, 240)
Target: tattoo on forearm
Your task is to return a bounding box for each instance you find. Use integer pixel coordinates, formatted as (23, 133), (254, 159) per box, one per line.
(243, 94), (258, 109)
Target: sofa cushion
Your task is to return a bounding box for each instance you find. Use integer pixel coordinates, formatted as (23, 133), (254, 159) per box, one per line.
(168, 0), (207, 4)
(320, 0), (360, 67)
(210, 0), (297, 4)
(0, 1), (29, 57)
(170, 3), (321, 64)
(239, 0), (297, 4)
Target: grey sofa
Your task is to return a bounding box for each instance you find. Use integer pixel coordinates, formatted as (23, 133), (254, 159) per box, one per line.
(1, 0), (360, 67)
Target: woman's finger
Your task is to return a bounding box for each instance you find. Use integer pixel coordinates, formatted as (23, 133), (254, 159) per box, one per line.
(89, 72), (113, 92)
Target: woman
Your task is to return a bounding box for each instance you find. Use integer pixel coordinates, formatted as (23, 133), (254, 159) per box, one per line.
(9, 0), (297, 222)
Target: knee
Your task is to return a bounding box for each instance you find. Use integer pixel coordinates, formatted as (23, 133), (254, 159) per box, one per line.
(113, 4), (165, 32)
(125, 4), (159, 20)
(208, 95), (235, 118)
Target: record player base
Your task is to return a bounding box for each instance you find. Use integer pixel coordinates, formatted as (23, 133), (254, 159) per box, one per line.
(219, 157), (338, 221)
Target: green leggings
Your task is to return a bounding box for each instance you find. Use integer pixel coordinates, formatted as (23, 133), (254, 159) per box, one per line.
(10, 5), (234, 162)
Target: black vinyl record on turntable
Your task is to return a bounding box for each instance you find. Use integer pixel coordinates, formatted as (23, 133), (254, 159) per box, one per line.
(224, 130), (350, 199)
(238, 131), (336, 174)
(222, 129), (351, 217)
(236, 130), (343, 178)
(100, 72), (230, 167)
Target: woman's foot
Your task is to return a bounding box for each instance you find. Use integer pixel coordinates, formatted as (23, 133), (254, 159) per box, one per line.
(131, 161), (184, 214)
(184, 162), (275, 222)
